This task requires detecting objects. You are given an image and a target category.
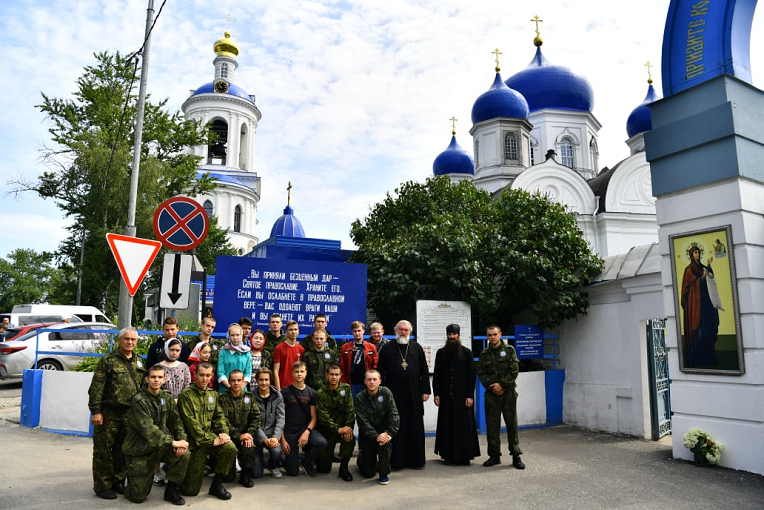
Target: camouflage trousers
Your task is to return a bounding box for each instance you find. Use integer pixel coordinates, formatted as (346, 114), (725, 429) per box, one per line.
(484, 389), (523, 457)
(316, 430), (356, 473)
(357, 437), (392, 478)
(179, 441), (237, 496)
(92, 410), (128, 494)
(125, 445), (190, 503)
(222, 437), (256, 482)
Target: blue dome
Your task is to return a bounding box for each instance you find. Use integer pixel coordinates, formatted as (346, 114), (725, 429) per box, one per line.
(433, 136), (474, 176)
(471, 73), (529, 124)
(270, 205), (306, 238)
(191, 82), (254, 104)
(626, 84), (660, 138)
(505, 47), (594, 112)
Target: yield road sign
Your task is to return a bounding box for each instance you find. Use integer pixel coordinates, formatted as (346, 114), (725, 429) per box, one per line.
(160, 253), (193, 309)
(106, 233), (162, 296)
(153, 197), (209, 251)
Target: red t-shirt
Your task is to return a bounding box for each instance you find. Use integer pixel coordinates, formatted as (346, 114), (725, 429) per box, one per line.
(273, 341), (305, 388)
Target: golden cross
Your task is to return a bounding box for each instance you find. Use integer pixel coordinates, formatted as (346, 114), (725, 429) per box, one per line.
(449, 116), (457, 136)
(224, 14), (235, 25)
(492, 48), (502, 72)
(287, 181), (292, 205)
(645, 61), (653, 84)
(531, 15), (543, 37)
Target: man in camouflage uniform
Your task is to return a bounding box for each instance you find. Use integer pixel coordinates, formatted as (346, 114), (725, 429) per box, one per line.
(264, 313), (285, 357)
(123, 365), (189, 505)
(300, 314), (338, 351)
(316, 363), (355, 481)
(304, 330), (338, 390)
(354, 369), (399, 485)
(177, 362), (238, 500)
(88, 327), (146, 499)
(218, 369), (260, 488)
(476, 324), (525, 470)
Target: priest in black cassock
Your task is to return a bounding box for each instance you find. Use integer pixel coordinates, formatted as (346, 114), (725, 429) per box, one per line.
(376, 320), (431, 469)
(433, 324), (480, 465)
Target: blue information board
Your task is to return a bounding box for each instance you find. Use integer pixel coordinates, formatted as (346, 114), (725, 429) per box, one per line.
(514, 325), (544, 359)
(213, 256), (367, 336)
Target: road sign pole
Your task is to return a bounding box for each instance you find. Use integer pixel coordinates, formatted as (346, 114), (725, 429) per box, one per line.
(117, 0), (155, 328)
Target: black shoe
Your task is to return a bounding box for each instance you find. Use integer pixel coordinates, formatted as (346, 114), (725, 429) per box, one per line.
(338, 460), (353, 482)
(209, 474), (232, 500)
(483, 456), (501, 467)
(239, 470), (254, 488)
(300, 460), (317, 477)
(163, 481), (186, 506)
(512, 455), (526, 470)
(112, 481), (125, 494)
(97, 489), (117, 500)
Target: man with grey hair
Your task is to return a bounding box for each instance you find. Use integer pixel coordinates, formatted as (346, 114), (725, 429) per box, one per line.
(376, 320), (431, 469)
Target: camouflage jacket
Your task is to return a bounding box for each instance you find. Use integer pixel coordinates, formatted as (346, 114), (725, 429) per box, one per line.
(177, 383), (229, 450)
(304, 347), (338, 390)
(218, 389), (261, 441)
(476, 341), (519, 392)
(123, 388), (186, 457)
(88, 350), (146, 414)
(316, 381), (355, 434)
(299, 331), (337, 352)
(354, 386), (399, 441)
(264, 330), (285, 357)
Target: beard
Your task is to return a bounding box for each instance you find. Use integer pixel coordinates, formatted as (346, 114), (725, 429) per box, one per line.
(445, 337), (462, 358)
(396, 335), (409, 345)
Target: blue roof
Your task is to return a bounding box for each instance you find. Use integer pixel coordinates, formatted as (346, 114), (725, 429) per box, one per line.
(270, 205), (306, 238)
(191, 82), (254, 104)
(626, 84), (660, 138)
(471, 73), (529, 124)
(505, 47), (594, 112)
(433, 135), (474, 176)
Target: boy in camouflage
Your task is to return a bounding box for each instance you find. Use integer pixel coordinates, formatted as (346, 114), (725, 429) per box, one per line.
(304, 330), (338, 390)
(123, 365), (189, 505)
(316, 364), (355, 481)
(218, 369), (261, 488)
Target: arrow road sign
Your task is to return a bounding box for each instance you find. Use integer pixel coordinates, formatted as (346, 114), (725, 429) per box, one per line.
(153, 197), (210, 251)
(106, 233), (162, 296)
(160, 253), (192, 309)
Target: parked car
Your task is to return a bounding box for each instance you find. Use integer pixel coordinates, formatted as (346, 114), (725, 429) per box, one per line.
(0, 322), (115, 379)
(2, 322), (61, 342)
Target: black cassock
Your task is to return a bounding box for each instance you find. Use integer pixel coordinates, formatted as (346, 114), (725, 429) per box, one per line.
(432, 345), (481, 463)
(377, 340), (431, 469)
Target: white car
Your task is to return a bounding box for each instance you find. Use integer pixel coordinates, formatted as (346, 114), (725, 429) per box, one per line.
(0, 322), (115, 378)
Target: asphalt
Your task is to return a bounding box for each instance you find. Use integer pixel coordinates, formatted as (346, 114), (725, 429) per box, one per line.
(1, 399), (762, 510)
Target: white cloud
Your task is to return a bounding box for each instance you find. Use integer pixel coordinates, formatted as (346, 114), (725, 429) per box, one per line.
(1, 0), (762, 257)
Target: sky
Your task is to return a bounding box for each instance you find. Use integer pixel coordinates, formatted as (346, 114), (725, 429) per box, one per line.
(1, 1), (762, 260)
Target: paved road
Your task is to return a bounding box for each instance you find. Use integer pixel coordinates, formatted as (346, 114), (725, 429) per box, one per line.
(1, 401), (762, 510)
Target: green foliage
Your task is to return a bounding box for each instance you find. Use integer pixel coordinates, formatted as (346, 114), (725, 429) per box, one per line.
(0, 249), (63, 312)
(73, 331), (153, 372)
(22, 51), (232, 322)
(349, 176), (603, 329)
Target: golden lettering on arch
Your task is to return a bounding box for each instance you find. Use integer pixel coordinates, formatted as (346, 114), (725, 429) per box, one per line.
(684, 0), (710, 80)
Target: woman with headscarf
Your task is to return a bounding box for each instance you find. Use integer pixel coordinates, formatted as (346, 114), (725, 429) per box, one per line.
(680, 245), (720, 366)
(217, 323), (253, 393)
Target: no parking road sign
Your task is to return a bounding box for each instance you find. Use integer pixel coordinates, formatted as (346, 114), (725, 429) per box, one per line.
(153, 197), (209, 251)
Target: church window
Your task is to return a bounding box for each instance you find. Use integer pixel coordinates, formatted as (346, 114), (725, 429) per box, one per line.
(504, 132), (518, 162)
(221, 63), (229, 79)
(560, 137), (574, 168)
(234, 205), (242, 233)
(589, 138), (599, 175)
(208, 119), (228, 165)
(203, 200), (213, 218)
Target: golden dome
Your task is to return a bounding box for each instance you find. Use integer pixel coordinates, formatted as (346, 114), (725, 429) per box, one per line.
(214, 31), (239, 58)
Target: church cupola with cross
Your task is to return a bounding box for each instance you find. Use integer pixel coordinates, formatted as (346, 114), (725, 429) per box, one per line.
(183, 27), (263, 256)
(469, 48), (533, 193)
(433, 117), (474, 184)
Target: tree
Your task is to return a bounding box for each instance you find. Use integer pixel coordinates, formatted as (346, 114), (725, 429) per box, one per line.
(12, 51), (230, 322)
(349, 176), (603, 330)
(0, 249), (62, 312)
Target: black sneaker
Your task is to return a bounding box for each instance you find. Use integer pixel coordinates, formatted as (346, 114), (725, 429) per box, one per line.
(483, 456), (501, 467)
(300, 460), (317, 477)
(97, 489), (117, 500)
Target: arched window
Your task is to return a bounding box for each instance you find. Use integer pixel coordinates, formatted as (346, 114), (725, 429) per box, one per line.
(233, 205), (242, 233)
(504, 132), (518, 161)
(208, 119), (228, 165)
(203, 200), (213, 218)
(560, 137), (574, 168)
(474, 141), (479, 169)
(589, 138), (599, 175)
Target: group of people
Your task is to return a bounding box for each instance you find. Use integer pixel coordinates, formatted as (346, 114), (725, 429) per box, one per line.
(87, 313), (524, 504)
